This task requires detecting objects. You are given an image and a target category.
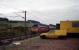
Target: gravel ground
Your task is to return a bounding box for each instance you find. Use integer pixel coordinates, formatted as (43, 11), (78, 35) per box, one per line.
(1, 36), (79, 50)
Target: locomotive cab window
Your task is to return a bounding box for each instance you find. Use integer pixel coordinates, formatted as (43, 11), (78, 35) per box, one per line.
(72, 22), (79, 27)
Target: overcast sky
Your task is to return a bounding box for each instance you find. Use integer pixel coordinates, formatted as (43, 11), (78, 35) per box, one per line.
(0, 0), (79, 24)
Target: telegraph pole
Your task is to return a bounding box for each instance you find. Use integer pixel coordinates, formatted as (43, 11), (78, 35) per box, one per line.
(25, 10), (26, 28)
(24, 10), (27, 38)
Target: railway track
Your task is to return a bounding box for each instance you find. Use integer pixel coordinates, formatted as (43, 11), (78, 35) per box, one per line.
(0, 33), (40, 46)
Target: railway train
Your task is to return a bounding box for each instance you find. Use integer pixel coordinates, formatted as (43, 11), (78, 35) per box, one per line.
(40, 20), (79, 39)
(31, 25), (50, 33)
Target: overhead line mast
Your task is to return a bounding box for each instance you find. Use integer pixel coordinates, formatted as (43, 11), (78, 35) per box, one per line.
(24, 10), (27, 37)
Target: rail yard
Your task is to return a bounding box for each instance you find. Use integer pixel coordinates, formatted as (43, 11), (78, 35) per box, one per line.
(0, 18), (79, 50)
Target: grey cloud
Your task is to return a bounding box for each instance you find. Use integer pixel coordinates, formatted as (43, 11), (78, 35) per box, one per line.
(0, 0), (79, 24)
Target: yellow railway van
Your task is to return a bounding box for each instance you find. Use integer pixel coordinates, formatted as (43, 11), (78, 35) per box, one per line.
(40, 20), (79, 39)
